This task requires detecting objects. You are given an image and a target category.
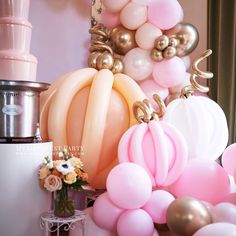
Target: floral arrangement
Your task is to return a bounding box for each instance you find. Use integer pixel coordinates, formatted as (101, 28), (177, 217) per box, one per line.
(39, 149), (89, 217)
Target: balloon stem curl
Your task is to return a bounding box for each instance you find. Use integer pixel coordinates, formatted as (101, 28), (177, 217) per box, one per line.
(133, 95), (166, 123)
(181, 49), (214, 98)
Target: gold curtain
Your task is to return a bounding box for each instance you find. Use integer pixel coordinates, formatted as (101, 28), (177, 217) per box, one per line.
(208, 0), (236, 144)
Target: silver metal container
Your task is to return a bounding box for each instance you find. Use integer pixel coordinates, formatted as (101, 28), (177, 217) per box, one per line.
(0, 80), (49, 138)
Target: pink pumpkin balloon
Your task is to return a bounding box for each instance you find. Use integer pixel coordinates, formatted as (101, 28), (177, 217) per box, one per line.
(139, 79), (169, 109)
(211, 202), (236, 224)
(222, 143), (236, 176)
(102, 0), (129, 13)
(118, 120), (188, 187)
(123, 48), (154, 81)
(101, 9), (120, 29)
(169, 159), (231, 204)
(193, 223), (236, 236)
(181, 56), (191, 70)
(152, 57), (186, 88)
(135, 22), (162, 50)
(147, 0), (183, 30)
(93, 192), (124, 231)
(117, 209), (154, 236)
(223, 192), (236, 205)
(120, 2), (148, 30)
(106, 163), (152, 209)
(143, 190), (175, 224)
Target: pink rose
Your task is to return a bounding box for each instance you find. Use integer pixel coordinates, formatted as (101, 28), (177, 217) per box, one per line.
(44, 175), (62, 192)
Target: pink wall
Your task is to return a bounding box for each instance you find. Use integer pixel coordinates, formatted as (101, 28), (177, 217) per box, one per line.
(29, 0), (207, 83)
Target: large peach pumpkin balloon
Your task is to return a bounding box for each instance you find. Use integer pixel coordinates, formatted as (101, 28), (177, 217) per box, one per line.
(40, 68), (146, 189)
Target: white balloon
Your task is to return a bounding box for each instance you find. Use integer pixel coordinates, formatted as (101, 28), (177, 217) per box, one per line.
(132, 0), (154, 6)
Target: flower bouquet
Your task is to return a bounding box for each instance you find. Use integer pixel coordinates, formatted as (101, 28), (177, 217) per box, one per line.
(39, 149), (89, 217)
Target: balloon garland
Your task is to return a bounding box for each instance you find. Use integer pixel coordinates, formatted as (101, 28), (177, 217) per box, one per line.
(98, 0), (199, 104)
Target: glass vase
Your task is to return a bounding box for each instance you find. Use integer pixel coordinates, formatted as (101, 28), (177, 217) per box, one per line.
(54, 185), (75, 217)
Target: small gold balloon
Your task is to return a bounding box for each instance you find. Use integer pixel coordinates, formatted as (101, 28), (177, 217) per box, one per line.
(96, 51), (114, 70)
(151, 48), (163, 62)
(88, 51), (101, 68)
(112, 58), (124, 74)
(110, 25), (137, 55)
(163, 46), (176, 59)
(154, 35), (169, 51)
(167, 197), (212, 236)
(165, 23), (199, 56)
(169, 37), (179, 48)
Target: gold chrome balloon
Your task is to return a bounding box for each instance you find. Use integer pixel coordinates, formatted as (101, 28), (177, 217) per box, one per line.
(88, 51), (101, 68)
(112, 58), (124, 74)
(154, 35), (169, 51)
(165, 23), (199, 57)
(167, 197), (212, 236)
(96, 52), (114, 70)
(110, 25), (137, 55)
(151, 48), (163, 62)
(163, 46), (176, 59)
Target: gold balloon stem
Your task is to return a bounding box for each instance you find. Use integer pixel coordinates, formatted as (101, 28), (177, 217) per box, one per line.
(152, 94), (166, 118)
(133, 97), (166, 123)
(181, 49), (214, 98)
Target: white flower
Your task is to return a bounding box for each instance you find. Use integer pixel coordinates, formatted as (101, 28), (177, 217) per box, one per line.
(56, 161), (75, 175)
(58, 151), (64, 158)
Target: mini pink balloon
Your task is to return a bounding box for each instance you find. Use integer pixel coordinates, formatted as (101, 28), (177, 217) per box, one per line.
(123, 48), (154, 81)
(211, 202), (236, 224)
(169, 159), (231, 204)
(152, 57), (186, 88)
(117, 209), (154, 236)
(139, 79), (169, 109)
(143, 190), (175, 224)
(102, 0), (129, 13)
(120, 2), (148, 30)
(93, 192), (124, 231)
(193, 223), (236, 236)
(147, 0), (183, 30)
(101, 9), (120, 29)
(135, 23), (162, 50)
(106, 163), (152, 209)
(222, 143), (236, 175)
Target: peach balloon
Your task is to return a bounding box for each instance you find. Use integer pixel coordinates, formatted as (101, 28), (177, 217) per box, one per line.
(40, 68), (146, 189)
(102, 0), (129, 13)
(120, 2), (147, 30)
(135, 22), (162, 50)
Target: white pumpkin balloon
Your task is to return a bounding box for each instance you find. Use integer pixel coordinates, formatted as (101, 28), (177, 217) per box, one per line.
(163, 50), (229, 160)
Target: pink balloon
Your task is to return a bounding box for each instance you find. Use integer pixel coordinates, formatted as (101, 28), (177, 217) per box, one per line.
(123, 48), (154, 81)
(193, 223), (236, 236)
(139, 79), (169, 110)
(152, 57), (186, 88)
(132, 0), (153, 6)
(169, 72), (190, 94)
(135, 23), (162, 50)
(211, 202), (236, 224)
(93, 192), (124, 231)
(223, 192), (236, 205)
(147, 0), (183, 30)
(169, 159), (231, 204)
(101, 9), (120, 29)
(222, 143), (236, 175)
(152, 229), (160, 236)
(181, 56), (191, 70)
(117, 209), (154, 236)
(120, 2), (148, 30)
(106, 163), (152, 209)
(102, 0), (129, 12)
(143, 190), (175, 224)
